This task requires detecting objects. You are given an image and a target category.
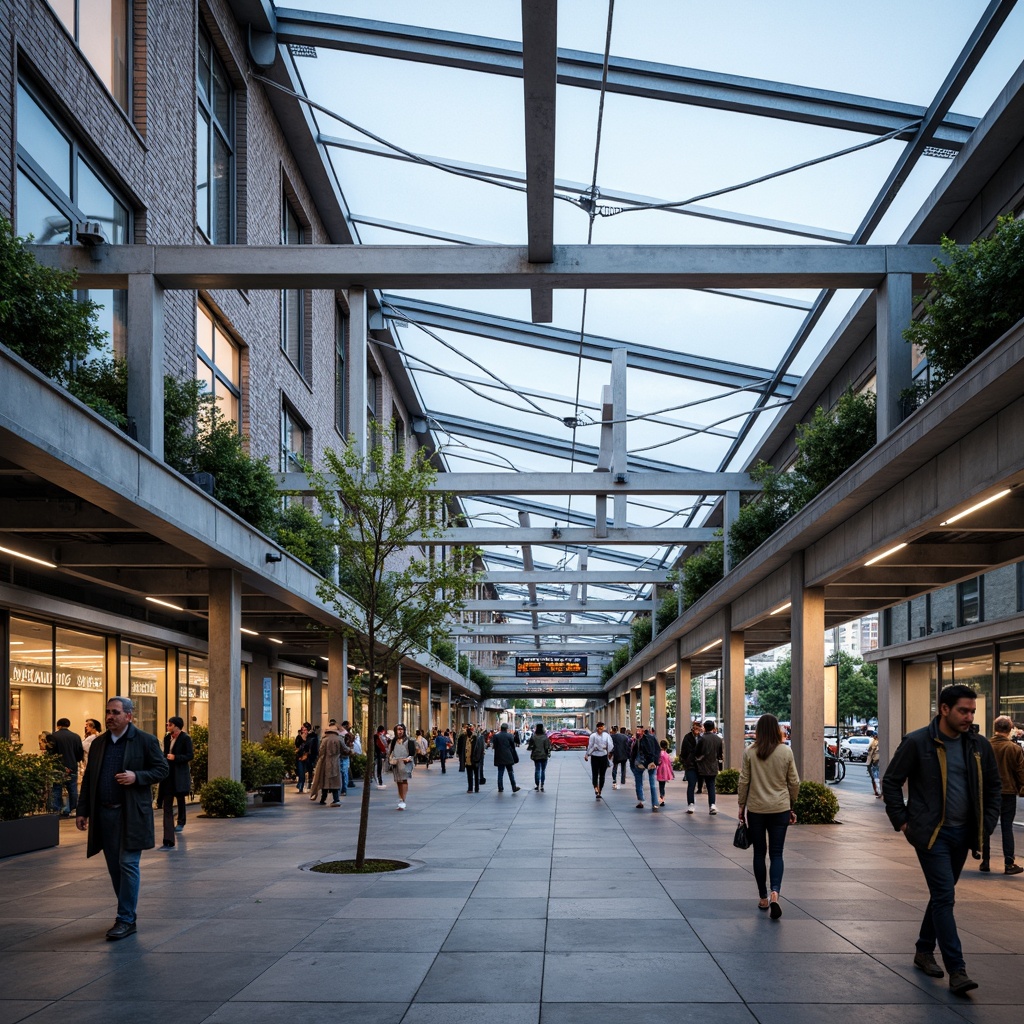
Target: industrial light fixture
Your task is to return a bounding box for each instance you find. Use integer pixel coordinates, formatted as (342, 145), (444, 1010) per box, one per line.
(698, 638), (722, 653)
(265, 552), (283, 564)
(864, 542), (908, 567)
(940, 488), (1012, 526)
(771, 602), (792, 615)
(240, 627), (259, 636)
(146, 597), (184, 612)
(268, 637), (284, 645)
(74, 221), (107, 246)
(0, 544), (57, 569)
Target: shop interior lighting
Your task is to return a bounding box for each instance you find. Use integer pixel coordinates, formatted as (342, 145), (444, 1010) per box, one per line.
(146, 597), (184, 611)
(268, 637), (284, 644)
(698, 638), (723, 653)
(240, 627), (259, 636)
(771, 602), (792, 615)
(940, 488), (1012, 526)
(0, 544), (56, 569)
(864, 542), (908, 567)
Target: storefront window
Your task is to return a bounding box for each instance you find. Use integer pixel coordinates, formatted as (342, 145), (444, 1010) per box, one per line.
(998, 644), (1024, 729)
(120, 641), (166, 736)
(55, 627), (106, 735)
(178, 653), (209, 729)
(280, 674), (309, 740)
(941, 651), (993, 734)
(9, 618), (56, 748)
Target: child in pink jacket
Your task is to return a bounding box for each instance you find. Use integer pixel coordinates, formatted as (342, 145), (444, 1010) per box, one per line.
(656, 739), (675, 807)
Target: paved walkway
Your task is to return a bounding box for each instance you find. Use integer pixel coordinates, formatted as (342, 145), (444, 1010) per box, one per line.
(1, 752), (1022, 1024)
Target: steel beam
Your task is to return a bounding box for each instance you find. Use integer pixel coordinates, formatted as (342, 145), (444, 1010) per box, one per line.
(275, 11), (977, 145)
(456, 623), (631, 636)
(409, 526), (718, 545)
(465, 599), (647, 612)
(481, 570), (674, 584)
(457, 642), (622, 652)
(388, 295), (799, 393)
(31, 243), (948, 292)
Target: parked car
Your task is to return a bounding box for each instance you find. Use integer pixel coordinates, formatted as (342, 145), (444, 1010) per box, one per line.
(840, 735), (873, 761)
(548, 729), (590, 751)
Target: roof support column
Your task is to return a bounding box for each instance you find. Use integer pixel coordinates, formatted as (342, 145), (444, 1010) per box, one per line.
(612, 347), (628, 527)
(126, 274), (165, 460)
(387, 664), (402, 733)
(347, 287), (368, 460)
(676, 653), (691, 741)
(440, 683), (450, 733)
(420, 675), (432, 735)
(722, 490), (741, 573)
(721, 613), (745, 769)
(790, 552), (825, 784)
(309, 671), (323, 733)
(640, 678), (652, 731)
(207, 569), (241, 782)
(654, 672), (668, 744)
(876, 273), (913, 440)
(876, 656), (904, 771)
(328, 634), (347, 726)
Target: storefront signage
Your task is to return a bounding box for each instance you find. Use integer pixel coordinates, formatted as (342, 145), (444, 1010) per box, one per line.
(129, 677), (157, 695)
(263, 677), (273, 721)
(10, 662), (103, 690)
(178, 684), (209, 701)
(514, 656), (588, 677)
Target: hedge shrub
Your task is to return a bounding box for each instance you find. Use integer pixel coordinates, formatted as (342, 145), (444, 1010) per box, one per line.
(794, 780), (839, 824)
(715, 768), (739, 794)
(200, 777), (247, 817)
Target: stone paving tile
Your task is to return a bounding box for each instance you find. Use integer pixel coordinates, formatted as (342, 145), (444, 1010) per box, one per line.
(688, 916), (861, 952)
(540, 1005), (757, 1024)
(14, 1002), (222, 1024)
(819, 918), (1009, 955)
(746, 1005), (968, 1024)
(466, 897), (549, 917)
(406, 1003), (539, 1024)
(0, 1004), (50, 1024)
(416, 952), (545, 1001)
(206, 1003), (409, 1024)
(874, 953), (1022, 1005)
(544, 917), (702, 952)
(294, 917), (454, 952)
(443, 918), (546, 951)
(548, 896), (682, 919)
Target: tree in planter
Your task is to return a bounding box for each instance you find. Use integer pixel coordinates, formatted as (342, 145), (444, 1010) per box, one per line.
(904, 214), (1024, 394)
(274, 502), (337, 578)
(305, 424), (482, 868)
(681, 536), (724, 608)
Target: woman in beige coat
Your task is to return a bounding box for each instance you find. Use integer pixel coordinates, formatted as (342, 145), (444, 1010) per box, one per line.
(737, 713), (800, 919)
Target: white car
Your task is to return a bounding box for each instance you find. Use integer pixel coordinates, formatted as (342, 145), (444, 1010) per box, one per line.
(840, 735), (873, 761)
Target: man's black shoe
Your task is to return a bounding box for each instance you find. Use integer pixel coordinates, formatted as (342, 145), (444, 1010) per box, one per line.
(106, 921), (137, 941)
(913, 951), (944, 977)
(949, 971), (978, 994)
(1006, 863), (1024, 874)
(512, 786), (520, 793)
(979, 861), (990, 872)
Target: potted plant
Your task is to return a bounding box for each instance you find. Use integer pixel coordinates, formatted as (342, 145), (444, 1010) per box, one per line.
(0, 739), (64, 857)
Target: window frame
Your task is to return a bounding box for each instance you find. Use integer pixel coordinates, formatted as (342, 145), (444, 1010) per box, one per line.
(196, 23), (235, 244)
(280, 193), (306, 372)
(196, 301), (242, 426)
(51, 0), (132, 113)
(335, 307), (347, 436)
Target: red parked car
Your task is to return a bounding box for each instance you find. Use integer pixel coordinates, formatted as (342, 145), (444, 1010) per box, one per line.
(548, 729), (591, 751)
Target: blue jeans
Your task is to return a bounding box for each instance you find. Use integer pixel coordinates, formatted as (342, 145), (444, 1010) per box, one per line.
(296, 758), (308, 790)
(700, 774), (717, 808)
(685, 767), (699, 804)
(983, 793), (1017, 864)
(339, 757), (349, 794)
(52, 774), (78, 814)
(914, 823), (972, 973)
(438, 751), (448, 773)
(98, 805), (141, 924)
(747, 810), (791, 896)
(497, 764), (517, 791)
(534, 759), (547, 787)
(632, 764), (658, 806)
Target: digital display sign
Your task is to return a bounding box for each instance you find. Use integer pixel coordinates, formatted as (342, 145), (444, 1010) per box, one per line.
(515, 656), (588, 677)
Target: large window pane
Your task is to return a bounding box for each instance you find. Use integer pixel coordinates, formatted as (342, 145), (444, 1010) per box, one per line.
(17, 83), (71, 196)
(56, 0), (129, 111)
(120, 641), (166, 737)
(16, 169), (70, 244)
(178, 654), (209, 728)
(196, 25), (233, 244)
(55, 627), (106, 740)
(77, 156), (128, 244)
(8, 618), (54, 748)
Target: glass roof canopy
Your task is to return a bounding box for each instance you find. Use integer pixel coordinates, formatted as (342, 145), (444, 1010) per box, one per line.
(264, 1), (1024, 668)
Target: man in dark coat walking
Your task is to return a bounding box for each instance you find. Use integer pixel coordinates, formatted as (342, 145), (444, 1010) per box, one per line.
(158, 716), (194, 848)
(76, 696), (168, 940)
(47, 717), (84, 815)
(491, 723), (520, 793)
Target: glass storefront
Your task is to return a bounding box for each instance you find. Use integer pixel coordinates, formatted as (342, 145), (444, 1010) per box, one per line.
(904, 659), (937, 732)
(178, 653), (209, 728)
(120, 641), (167, 737)
(998, 645), (1024, 727)
(940, 650), (993, 734)
(280, 674), (310, 741)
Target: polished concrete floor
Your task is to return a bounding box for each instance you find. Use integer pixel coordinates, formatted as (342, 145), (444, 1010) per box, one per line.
(1, 751), (1022, 1024)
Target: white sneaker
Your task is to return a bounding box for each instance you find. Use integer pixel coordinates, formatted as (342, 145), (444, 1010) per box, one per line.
(376, 783), (385, 790)
(710, 805), (718, 815)
(612, 783), (618, 790)
(397, 801), (406, 810)
(687, 804), (695, 813)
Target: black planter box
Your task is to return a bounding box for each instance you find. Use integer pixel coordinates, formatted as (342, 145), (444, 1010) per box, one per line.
(0, 814), (60, 858)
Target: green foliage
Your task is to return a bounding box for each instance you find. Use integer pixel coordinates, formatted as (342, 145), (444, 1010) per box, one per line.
(349, 753), (367, 780)
(274, 502), (337, 577)
(0, 217), (105, 380)
(681, 538), (723, 608)
(432, 638), (457, 669)
(260, 732), (298, 776)
(715, 768), (739, 794)
(748, 656), (792, 719)
(630, 616), (652, 656)
(830, 650), (878, 724)
(602, 643), (632, 683)
(690, 676), (718, 715)
(904, 215), (1024, 392)
(240, 741), (286, 791)
(190, 724), (209, 792)
(794, 779), (839, 824)
(163, 375), (209, 472)
(728, 462), (801, 566)
(65, 357), (129, 429)
(0, 740), (64, 821)
(792, 387), (876, 501)
(469, 665), (494, 698)
(199, 777), (247, 817)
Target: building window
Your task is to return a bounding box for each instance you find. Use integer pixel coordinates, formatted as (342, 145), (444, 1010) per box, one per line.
(281, 403), (307, 473)
(392, 408), (405, 457)
(51, 0), (130, 111)
(367, 369), (380, 454)
(196, 25), (234, 243)
(958, 577), (982, 627)
(281, 197), (304, 370)
(335, 309), (347, 435)
(16, 78), (130, 357)
(196, 302), (241, 425)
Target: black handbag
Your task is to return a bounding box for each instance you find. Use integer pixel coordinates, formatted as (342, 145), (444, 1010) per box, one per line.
(732, 821), (751, 850)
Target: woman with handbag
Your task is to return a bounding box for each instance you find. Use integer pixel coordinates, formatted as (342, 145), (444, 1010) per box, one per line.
(737, 713), (800, 919)
(388, 723), (416, 810)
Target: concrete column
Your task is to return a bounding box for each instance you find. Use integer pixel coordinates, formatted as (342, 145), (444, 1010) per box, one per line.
(721, 618), (746, 769)
(386, 664), (402, 730)
(877, 657), (903, 770)
(790, 553), (825, 784)
(309, 672), (323, 731)
(876, 273), (914, 440)
(347, 286), (368, 459)
(126, 274), (165, 459)
(722, 490), (741, 574)
(440, 683), (450, 732)
(611, 347), (628, 527)
(327, 635), (345, 722)
(677, 657), (691, 740)
(207, 569), (241, 782)
(640, 679), (652, 731)
(654, 672), (668, 742)
(420, 675), (431, 733)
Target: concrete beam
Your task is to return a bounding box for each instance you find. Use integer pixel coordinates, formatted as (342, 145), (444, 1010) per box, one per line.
(481, 570), (674, 584)
(31, 243), (948, 291)
(521, 0), (557, 267)
(409, 526), (719, 545)
(456, 623), (631, 636)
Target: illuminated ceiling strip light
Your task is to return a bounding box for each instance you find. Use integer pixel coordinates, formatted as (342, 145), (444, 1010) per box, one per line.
(698, 638), (723, 653)
(771, 602), (792, 615)
(268, 637), (284, 645)
(240, 627), (259, 636)
(940, 488), (1012, 526)
(0, 544), (56, 569)
(146, 597), (184, 611)
(864, 542), (907, 567)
